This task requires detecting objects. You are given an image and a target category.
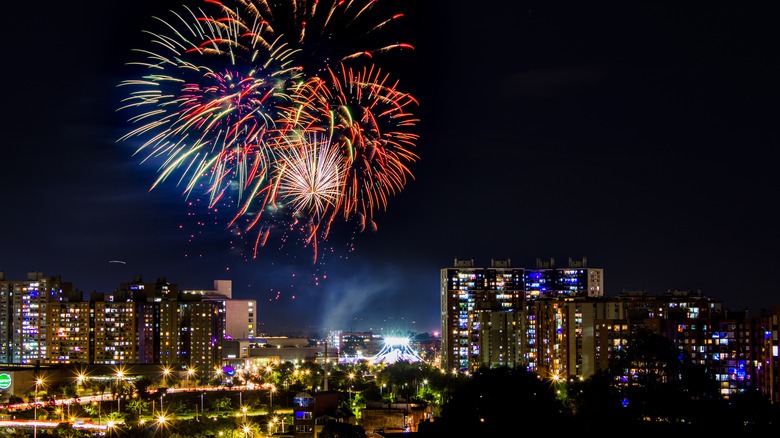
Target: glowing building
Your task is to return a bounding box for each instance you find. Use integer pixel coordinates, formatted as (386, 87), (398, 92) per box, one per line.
(47, 301), (91, 363)
(0, 272), (77, 364)
(440, 258), (603, 372)
(185, 280), (254, 340)
(1, 273), (224, 372)
(92, 301), (156, 365)
(440, 259), (526, 372)
(756, 306), (780, 402)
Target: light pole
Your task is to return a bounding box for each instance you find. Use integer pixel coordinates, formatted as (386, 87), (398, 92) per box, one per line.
(92, 401), (102, 426)
(273, 416), (285, 434)
(34, 378), (43, 438)
(242, 406), (248, 422)
(162, 367), (171, 387)
(269, 386), (276, 413)
(107, 420), (115, 438)
(157, 415), (166, 438)
(76, 374), (86, 396)
(116, 370), (124, 413)
(201, 392), (205, 421)
(187, 367), (196, 388)
(419, 379), (428, 398)
(348, 373), (355, 404)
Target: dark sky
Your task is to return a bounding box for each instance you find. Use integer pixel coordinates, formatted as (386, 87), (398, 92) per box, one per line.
(2, 0), (778, 335)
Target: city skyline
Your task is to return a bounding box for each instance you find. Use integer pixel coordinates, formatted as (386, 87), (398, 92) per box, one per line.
(2, 0), (778, 333)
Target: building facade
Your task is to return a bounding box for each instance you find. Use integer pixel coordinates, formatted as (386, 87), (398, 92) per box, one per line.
(1, 272), (78, 364)
(1, 273), (226, 372)
(440, 258), (603, 372)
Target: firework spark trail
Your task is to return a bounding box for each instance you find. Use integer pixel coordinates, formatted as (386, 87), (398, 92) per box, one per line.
(120, 0), (418, 259)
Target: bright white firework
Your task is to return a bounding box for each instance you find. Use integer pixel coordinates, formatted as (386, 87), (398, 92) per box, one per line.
(277, 134), (345, 218)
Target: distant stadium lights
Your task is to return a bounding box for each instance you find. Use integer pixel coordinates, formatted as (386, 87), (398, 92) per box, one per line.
(384, 337), (410, 346)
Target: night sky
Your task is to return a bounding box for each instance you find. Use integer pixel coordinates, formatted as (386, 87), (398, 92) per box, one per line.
(2, 1), (778, 335)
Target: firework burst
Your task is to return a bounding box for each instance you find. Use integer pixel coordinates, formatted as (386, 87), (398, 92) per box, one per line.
(120, 0), (418, 258)
(280, 64), (419, 220)
(276, 134), (345, 218)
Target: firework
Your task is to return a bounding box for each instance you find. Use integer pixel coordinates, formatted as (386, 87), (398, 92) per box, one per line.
(118, 4), (301, 207)
(120, 0), (418, 256)
(276, 134), (345, 218)
(280, 64), (419, 220)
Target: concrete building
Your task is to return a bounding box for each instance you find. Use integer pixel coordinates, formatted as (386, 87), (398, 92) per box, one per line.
(0, 272), (78, 364)
(440, 258), (604, 372)
(1, 273), (224, 372)
(186, 280), (256, 339)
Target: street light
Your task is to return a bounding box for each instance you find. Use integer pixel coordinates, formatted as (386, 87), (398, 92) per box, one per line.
(161, 367), (171, 387)
(107, 420), (116, 438)
(269, 386), (276, 413)
(242, 406), (248, 422)
(157, 415), (167, 438)
(273, 416), (285, 434)
(115, 370), (125, 413)
(34, 378), (44, 438)
(92, 401), (102, 427)
(76, 374), (86, 395)
(419, 379), (428, 398)
(187, 367), (196, 387)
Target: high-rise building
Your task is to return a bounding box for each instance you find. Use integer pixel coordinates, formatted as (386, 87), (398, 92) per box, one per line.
(92, 300), (156, 365)
(440, 258), (603, 372)
(185, 280), (254, 340)
(440, 259), (526, 372)
(0, 272), (77, 364)
(441, 260), (767, 399)
(47, 301), (91, 363)
(527, 257), (604, 299)
(756, 307), (780, 402)
(2, 273), (225, 372)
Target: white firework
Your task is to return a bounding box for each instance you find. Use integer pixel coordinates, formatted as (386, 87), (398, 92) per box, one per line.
(277, 134), (345, 217)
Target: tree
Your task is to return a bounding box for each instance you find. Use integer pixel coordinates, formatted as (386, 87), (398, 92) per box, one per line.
(604, 329), (719, 424)
(62, 384), (78, 401)
(133, 376), (153, 396)
(432, 367), (568, 436)
(319, 421), (365, 438)
(211, 396), (232, 416)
